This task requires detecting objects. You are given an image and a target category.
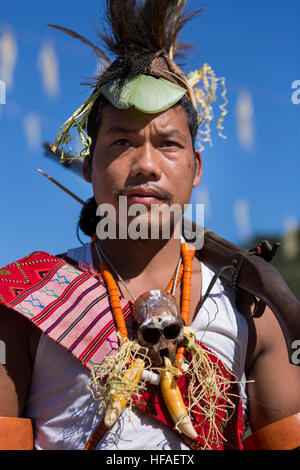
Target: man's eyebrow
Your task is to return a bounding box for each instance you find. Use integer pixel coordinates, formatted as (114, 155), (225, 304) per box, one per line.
(159, 129), (186, 140)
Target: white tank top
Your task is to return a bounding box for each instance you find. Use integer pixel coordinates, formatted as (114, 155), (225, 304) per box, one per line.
(24, 243), (249, 450)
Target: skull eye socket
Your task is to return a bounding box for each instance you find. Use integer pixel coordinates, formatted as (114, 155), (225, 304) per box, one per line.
(141, 327), (161, 344)
(163, 323), (181, 340)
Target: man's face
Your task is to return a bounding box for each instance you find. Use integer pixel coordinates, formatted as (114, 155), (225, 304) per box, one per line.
(85, 102), (202, 238)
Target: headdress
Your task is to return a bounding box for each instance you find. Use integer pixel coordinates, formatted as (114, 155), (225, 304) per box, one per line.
(48, 0), (228, 161)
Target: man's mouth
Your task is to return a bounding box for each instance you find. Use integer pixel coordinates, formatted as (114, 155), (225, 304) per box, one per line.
(118, 186), (171, 206)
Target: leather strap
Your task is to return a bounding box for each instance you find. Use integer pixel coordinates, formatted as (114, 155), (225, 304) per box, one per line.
(244, 413), (300, 450)
(0, 417), (34, 450)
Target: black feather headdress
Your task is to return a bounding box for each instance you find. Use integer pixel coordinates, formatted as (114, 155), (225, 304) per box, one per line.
(49, 0), (228, 160)
(95, 0), (201, 84)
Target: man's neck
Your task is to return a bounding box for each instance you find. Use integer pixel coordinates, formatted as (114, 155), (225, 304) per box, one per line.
(95, 235), (182, 297)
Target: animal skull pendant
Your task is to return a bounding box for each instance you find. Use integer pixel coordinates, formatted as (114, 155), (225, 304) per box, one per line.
(132, 290), (185, 366)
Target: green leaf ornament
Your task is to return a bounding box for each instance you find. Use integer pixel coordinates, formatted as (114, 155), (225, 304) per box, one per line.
(101, 74), (187, 114)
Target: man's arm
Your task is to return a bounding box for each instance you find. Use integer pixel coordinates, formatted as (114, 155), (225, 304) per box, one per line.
(0, 305), (40, 416)
(246, 305), (300, 433)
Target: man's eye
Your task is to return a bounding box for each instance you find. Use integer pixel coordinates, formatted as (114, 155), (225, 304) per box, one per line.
(161, 141), (179, 148)
(113, 139), (130, 147)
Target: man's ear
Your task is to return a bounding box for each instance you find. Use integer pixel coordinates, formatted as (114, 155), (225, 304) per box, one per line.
(82, 157), (92, 183)
(192, 149), (202, 188)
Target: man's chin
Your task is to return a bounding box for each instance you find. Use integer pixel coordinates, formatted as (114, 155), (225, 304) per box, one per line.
(119, 214), (183, 243)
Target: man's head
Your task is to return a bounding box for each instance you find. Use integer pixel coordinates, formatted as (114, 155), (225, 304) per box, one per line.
(51, 1), (224, 187)
(49, 0), (226, 241)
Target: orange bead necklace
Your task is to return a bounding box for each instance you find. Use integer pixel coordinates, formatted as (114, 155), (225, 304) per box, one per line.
(94, 241), (195, 363)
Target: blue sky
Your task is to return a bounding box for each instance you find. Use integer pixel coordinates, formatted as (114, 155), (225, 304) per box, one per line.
(0, 0), (299, 267)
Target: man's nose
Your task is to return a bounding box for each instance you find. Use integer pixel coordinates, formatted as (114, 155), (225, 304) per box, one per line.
(129, 143), (161, 181)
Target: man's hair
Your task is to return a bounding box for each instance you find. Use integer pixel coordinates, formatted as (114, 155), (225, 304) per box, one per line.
(86, 92), (199, 165)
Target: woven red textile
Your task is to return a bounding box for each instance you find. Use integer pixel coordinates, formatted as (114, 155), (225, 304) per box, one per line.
(132, 346), (245, 450)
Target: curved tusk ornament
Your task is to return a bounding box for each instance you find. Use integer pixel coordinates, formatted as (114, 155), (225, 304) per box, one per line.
(159, 368), (198, 440)
(104, 358), (145, 428)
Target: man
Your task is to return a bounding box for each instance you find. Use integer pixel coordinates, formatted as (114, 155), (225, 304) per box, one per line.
(0, 0), (300, 451)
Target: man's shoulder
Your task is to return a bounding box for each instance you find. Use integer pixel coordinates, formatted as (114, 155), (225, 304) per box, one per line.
(0, 251), (47, 416)
(0, 250), (63, 272)
(0, 245), (95, 327)
(0, 245), (89, 270)
(0, 248), (89, 385)
(0, 251), (67, 307)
